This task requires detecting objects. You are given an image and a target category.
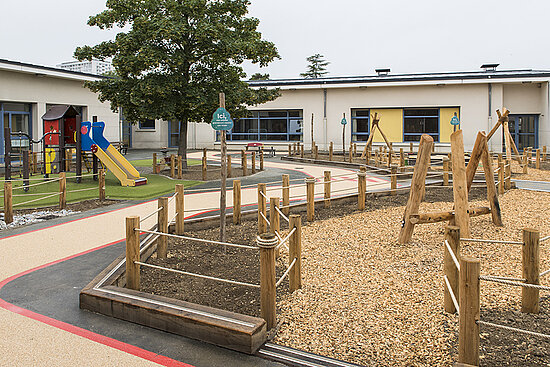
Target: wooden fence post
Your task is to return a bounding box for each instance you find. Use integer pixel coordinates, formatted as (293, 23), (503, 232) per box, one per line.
(451, 130), (470, 237)
(258, 183), (267, 234)
(536, 148), (541, 169)
(177, 155), (183, 179)
(170, 154), (175, 178)
(202, 156), (207, 181)
(444, 226), (460, 313)
(241, 150), (247, 176)
(157, 197), (168, 259)
(4, 182), (13, 224)
(528, 148), (533, 166)
(458, 257), (480, 366)
(227, 154), (232, 178)
(232, 180), (241, 225)
(59, 172), (66, 210)
(153, 152), (157, 174)
(324, 171), (331, 208)
(306, 178), (315, 222)
(522, 228), (540, 313)
(32, 151), (38, 174)
(399, 148), (405, 168)
(443, 157), (450, 186)
(251, 152), (256, 174)
(288, 144), (291, 157)
(269, 197), (280, 235)
(126, 216), (141, 291)
(329, 142), (333, 161)
(99, 169), (105, 201)
(348, 142), (353, 162)
(505, 159), (511, 190)
(300, 144), (304, 158)
(260, 150), (264, 171)
(409, 142), (413, 154)
(353, 143), (357, 157)
(314, 145), (319, 160)
(258, 233), (277, 329)
(543, 146), (547, 161)
(498, 161), (505, 194)
(65, 149), (71, 172)
(523, 153), (528, 174)
(358, 172), (366, 210)
(391, 165), (397, 195)
(175, 184), (185, 235)
(289, 215), (302, 292)
(282, 174), (290, 216)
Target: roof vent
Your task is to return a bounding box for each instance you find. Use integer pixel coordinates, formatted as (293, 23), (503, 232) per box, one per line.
(375, 68), (390, 76)
(481, 63), (499, 72)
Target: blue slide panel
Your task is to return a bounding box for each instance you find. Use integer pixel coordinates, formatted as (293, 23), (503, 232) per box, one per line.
(81, 121), (94, 151)
(91, 121), (110, 150)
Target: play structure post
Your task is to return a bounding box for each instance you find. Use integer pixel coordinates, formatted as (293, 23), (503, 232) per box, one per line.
(270, 197), (280, 235)
(282, 174), (290, 216)
(153, 153), (158, 174)
(306, 178), (315, 222)
(241, 150), (247, 176)
(4, 182), (13, 224)
(536, 148), (541, 169)
(157, 197), (168, 259)
(498, 161), (505, 194)
(260, 150), (264, 171)
(92, 155), (99, 181)
(65, 149), (71, 172)
(258, 183), (267, 234)
(505, 159), (511, 190)
(251, 152), (256, 174)
(329, 142), (333, 161)
(450, 130), (470, 237)
(99, 169), (105, 201)
(444, 226), (460, 313)
(233, 180), (241, 225)
(289, 214), (302, 292)
(458, 257), (480, 366)
(357, 172), (366, 210)
(201, 156), (207, 181)
(59, 172), (66, 210)
(227, 155), (232, 178)
(177, 155), (183, 179)
(522, 228), (540, 313)
(391, 165), (397, 195)
(324, 171), (331, 208)
(258, 233), (277, 330)
(176, 184), (185, 235)
(443, 158), (450, 186)
(125, 216), (140, 291)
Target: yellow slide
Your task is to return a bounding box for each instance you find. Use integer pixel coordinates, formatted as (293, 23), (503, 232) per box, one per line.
(94, 145), (147, 187)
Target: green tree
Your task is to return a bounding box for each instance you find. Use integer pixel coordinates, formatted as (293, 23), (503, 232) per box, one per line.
(249, 72), (270, 80)
(75, 0), (280, 167)
(300, 54), (329, 79)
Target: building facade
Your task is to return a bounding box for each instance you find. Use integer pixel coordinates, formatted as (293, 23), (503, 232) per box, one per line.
(56, 59), (114, 76)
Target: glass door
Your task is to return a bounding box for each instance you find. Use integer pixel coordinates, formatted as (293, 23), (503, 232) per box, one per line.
(505, 114), (538, 151)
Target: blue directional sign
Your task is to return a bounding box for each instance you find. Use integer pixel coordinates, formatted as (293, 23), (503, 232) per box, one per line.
(341, 117), (348, 125)
(450, 115), (460, 126)
(211, 107), (233, 131)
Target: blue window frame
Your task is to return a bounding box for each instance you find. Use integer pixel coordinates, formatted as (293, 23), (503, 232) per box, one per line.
(351, 109), (370, 142)
(403, 108), (439, 142)
(168, 120), (180, 147)
(138, 119), (155, 130)
(226, 110), (303, 142)
(505, 114), (538, 151)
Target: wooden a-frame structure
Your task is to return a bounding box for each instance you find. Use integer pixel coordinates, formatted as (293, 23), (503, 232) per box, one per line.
(361, 113), (392, 158)
(487, 108), (524, 167)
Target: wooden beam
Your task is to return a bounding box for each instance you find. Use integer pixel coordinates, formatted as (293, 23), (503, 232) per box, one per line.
(450, 130), (470, 237)
(410, 207), (490, 224)
(480, 138), (503, 226)
(465, 132), (485, 192)
(458, 257), (480, 366)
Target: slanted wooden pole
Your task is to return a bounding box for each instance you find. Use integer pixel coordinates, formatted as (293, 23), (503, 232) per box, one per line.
(465, 133), (486, 192)
(125, 216), (140, 291)
(324, 171), (331, 208)
(157, 197), (168, 259)
(241, 150), (247, 176)
(227, 154), (232, 178)
(306, 178), (315, 222)
(289, 215), (302, 292)
(458, 257), (480, 366)
(282, 174), (290, 216)
(201, 156), (207, 181)
(522, 228), (540, 314)
(232, 180), (241, 225)
(444, 226), (460, 313)
(4, 182), (13, 224)
(258, 183), (267, 234)
(98, 169), (105, 201)
(170, 154), (176, 178)
(357, 172), (366, 210)
(153, 152), (158, 174)
(329, 142), (333, 161)
(258, 233), (277, 329)
(480, 139), (503, 226)
(269, 197), (280, 235)
(536, 148), (541, 169)
(177, 155), (183, 179)
(251, 152), (256, 174)
(59, 172), (66, 210)
(176, 184), (185, 235)
(390, 165), (397, 195)
(450, 130), (470, 237)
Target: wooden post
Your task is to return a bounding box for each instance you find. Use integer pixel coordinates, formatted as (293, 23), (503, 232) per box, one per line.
(177, 155), (183, 179)
(258, 233), (277, 329)
(444, 226), (460, 313)
(288, 144), (291, 157)
(218, 92), (228, 243)
(4, 182), (13, 224)
(443, 158), (450, 186)
(65, 149), (71, 172)
(157, 197), (168, 259)
(329, 142), (333, 161)
(59, 172), (66, 210)
(22, 151), (29, 191)
(357, 172), (366, 210)
(391, 165), (397, 195)
(251, 152), (256, 174)
(465, 133), (487, 192)
(458, 257), (480, 366)
(176, 184), (185, 235)
(282, 174), (290, 216)
(528, 148), (533, 166)
(498, 161), (504, 194)
(260, 151), (264, 171)
(241, 150), (247, 176)
(398, 134), (434, 244)
(505, 159), (511, 190)
(522, 228), (540, 313)
(227, 154), (232, 178)
(258, 183), (267, 234)
(170, 154), (175, 178)
(270, 197), (280, 235)
(409, 142), (413, 154)
(353, 143), (357, 157)
(450, 130), (470, 237)
(324, 171), (331, 208)
(536, 148), (541, 169)
(125, 216), (141, 291)
(480, 140), (503, 226)
(153, 152), (157, 174)
(314, 144), (319, 160)
(306, 178), (315, 222)
(399, 148), (404, 168)
(289, 215), (302, 292)
(32, 152), (38, 174)
(348, 142), (353, 162)
(543, 146), (547, 161)
(300, 144), (304, 158)
(523, 153), (528, 174)
(233, 180), (241, 225)
(201, 156), (207, 181)
(99, 169), (105, 201)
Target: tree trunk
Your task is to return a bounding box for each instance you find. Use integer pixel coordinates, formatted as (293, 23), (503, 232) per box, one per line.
(178, 118), (188, 169)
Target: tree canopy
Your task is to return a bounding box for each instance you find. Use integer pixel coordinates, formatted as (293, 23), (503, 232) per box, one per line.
(75, 0), (280, 161)
(300, 54), (329, 79)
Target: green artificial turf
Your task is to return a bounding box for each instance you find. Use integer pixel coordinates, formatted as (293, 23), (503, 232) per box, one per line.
(4, 172), (201, 210)
(130, 158), (201, 167)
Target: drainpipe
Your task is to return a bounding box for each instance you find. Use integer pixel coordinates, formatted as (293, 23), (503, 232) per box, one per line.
(323, 88), (327, 149)
(488, 83), (492, 149)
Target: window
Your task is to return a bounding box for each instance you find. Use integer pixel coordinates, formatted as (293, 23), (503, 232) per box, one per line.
(403, 108), (439, 142)
(139, 119), (155, 130)
(227, 110), (303, 142)
(351, 109), (370, 141)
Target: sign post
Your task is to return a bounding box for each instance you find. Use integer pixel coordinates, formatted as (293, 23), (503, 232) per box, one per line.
(341, 113), (347, 161)
(450, 112), (460, 132)
(212, 93), (233, 242)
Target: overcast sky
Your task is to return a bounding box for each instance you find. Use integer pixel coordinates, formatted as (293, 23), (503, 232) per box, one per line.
(2, 0), (550, 79)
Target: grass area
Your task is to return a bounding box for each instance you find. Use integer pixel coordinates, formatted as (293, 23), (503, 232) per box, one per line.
(4, 172), (201, 210)
(130, 158), (201, 167)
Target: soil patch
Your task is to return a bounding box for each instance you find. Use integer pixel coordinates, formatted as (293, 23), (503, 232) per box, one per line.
(140, 164), (258, 182)
(15, 199), (120, 216)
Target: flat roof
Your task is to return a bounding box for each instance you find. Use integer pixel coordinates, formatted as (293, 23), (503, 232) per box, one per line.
(0, 58), (107, 81)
